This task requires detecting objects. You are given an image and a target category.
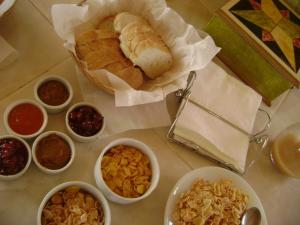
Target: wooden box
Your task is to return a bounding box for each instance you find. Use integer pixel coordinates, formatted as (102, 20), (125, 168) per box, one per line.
(206, 0), (300, 105)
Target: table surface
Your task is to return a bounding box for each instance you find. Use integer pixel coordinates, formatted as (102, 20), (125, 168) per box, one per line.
(0, 1), (300, 225)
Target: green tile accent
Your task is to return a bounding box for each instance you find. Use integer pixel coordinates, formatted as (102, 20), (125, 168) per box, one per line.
(205, 16), (291, 103)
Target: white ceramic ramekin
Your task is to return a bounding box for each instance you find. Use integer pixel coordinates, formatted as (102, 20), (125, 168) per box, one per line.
(3, 99), (48, 140)
(32, 131), (75, 175)
(0, 135), (31, 181)
(34, 75), (73, 114)
(65, 102), (105, 142)
(37, 181), (111, 225)
(94, 138), (160, 204)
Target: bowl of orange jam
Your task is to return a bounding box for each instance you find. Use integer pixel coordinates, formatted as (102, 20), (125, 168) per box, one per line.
(3, 99), (48, 140)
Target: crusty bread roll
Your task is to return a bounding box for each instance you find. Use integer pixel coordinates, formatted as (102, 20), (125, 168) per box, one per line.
(96, 16), (115, 33)
(115, 12), (173, 79)
(75, 16), (144, 89)
(114, 12), (147, 33)
(105, 64), (144, 89)
(76, 38), (120, 59)
(132, 40), (172, 79)
(104, 58), (132, 73)
(75, 29), (118, 45)
(119, 22), (154, 56)
(84, 47), (124, 70)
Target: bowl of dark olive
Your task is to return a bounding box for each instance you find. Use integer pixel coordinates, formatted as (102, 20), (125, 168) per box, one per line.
(0, 135), (31, 180)
(66, 102), (105, 142)
(34, 75), (73, 113)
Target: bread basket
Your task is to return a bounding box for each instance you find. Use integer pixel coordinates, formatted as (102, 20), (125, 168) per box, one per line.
(70, 52), (115, 95)
(52, 0), (219, 106)
(69, 0), (114, 95)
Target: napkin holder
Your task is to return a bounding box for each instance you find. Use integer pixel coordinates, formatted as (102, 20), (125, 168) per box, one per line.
(167, 71), (271, 174)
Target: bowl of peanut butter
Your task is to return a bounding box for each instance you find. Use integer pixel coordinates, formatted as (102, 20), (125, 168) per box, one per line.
(32, 131), (75, 174)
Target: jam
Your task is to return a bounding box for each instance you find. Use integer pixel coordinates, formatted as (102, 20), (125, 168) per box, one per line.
(0, 138), (28, 175)
(38, 80), (69, 106)
(8, 103), (44, 135)
(36, 134), (71, 170)
(68, 106), (103, 137)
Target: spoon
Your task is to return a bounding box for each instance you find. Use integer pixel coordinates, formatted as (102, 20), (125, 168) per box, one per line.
(241, 207), (261, 225)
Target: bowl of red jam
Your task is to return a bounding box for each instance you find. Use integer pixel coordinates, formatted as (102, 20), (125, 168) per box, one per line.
(4, 99), (48, 139)
(0, 135), (31, 180)
(34, 75), (73, 113)
(32, 131), (75, 174)
(66, 102), (105, 142)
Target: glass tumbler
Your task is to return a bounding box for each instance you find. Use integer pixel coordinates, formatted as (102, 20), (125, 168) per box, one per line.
(270, 123), (300, 178)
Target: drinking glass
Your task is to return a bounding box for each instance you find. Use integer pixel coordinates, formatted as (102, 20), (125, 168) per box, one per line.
(270, 123), (300, 178)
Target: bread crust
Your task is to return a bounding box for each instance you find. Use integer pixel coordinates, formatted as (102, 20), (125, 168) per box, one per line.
(116, 12), (173, 79)
(75, 29), (118, 45)
(75, 15), (145, 89)
(75, 12), (173, 88)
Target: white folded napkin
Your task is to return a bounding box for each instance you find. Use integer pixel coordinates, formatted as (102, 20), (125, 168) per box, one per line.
(0, 35), (18, 69)
(173, 62), (262, 173)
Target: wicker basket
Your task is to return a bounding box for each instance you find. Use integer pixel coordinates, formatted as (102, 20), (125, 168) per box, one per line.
(70, 52), (115, 95)
(72, 0), (116, 95)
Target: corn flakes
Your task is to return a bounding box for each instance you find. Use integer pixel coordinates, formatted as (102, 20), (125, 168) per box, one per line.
(101, 145), (152, 198)
(172, 179), (249, 225)
(42, 186), (104, 225)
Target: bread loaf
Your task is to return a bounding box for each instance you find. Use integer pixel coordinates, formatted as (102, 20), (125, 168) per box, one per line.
(75, 16), (144, 89)
(96, 16), (115, 33)
(109, 65), (144, 89)
(83, 47), (124, 70)
(75, 29), (118, 45)
(114, 12), (147, 33)
(76, 38), (120, 59)
(103, 59), (143, 89)
(115, 12), (173, 79)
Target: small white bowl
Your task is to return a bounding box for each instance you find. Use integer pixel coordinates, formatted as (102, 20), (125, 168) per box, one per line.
(3, 99), (48, 140)
(32, 131), (75, 175)
(0, 135), (31, 181)
(66, 102), (105, 143)
(0, 0), (16, 17)
(37, 181), (111, 225)
(34, 75), (73, 114)
(94, 138), (160, 204)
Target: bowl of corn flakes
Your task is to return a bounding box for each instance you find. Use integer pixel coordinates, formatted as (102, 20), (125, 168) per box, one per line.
(164, 167), (268, 225)
(37, 181), (111, 225)
(94, 138), (160, 204)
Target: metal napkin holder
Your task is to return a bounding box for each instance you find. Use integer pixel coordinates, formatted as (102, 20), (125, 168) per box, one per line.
(167, 71), (271, 174)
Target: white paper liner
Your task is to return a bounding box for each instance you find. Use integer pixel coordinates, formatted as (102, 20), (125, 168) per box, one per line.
(76, 67), (172, 136)
(51, 0), (220, 106)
